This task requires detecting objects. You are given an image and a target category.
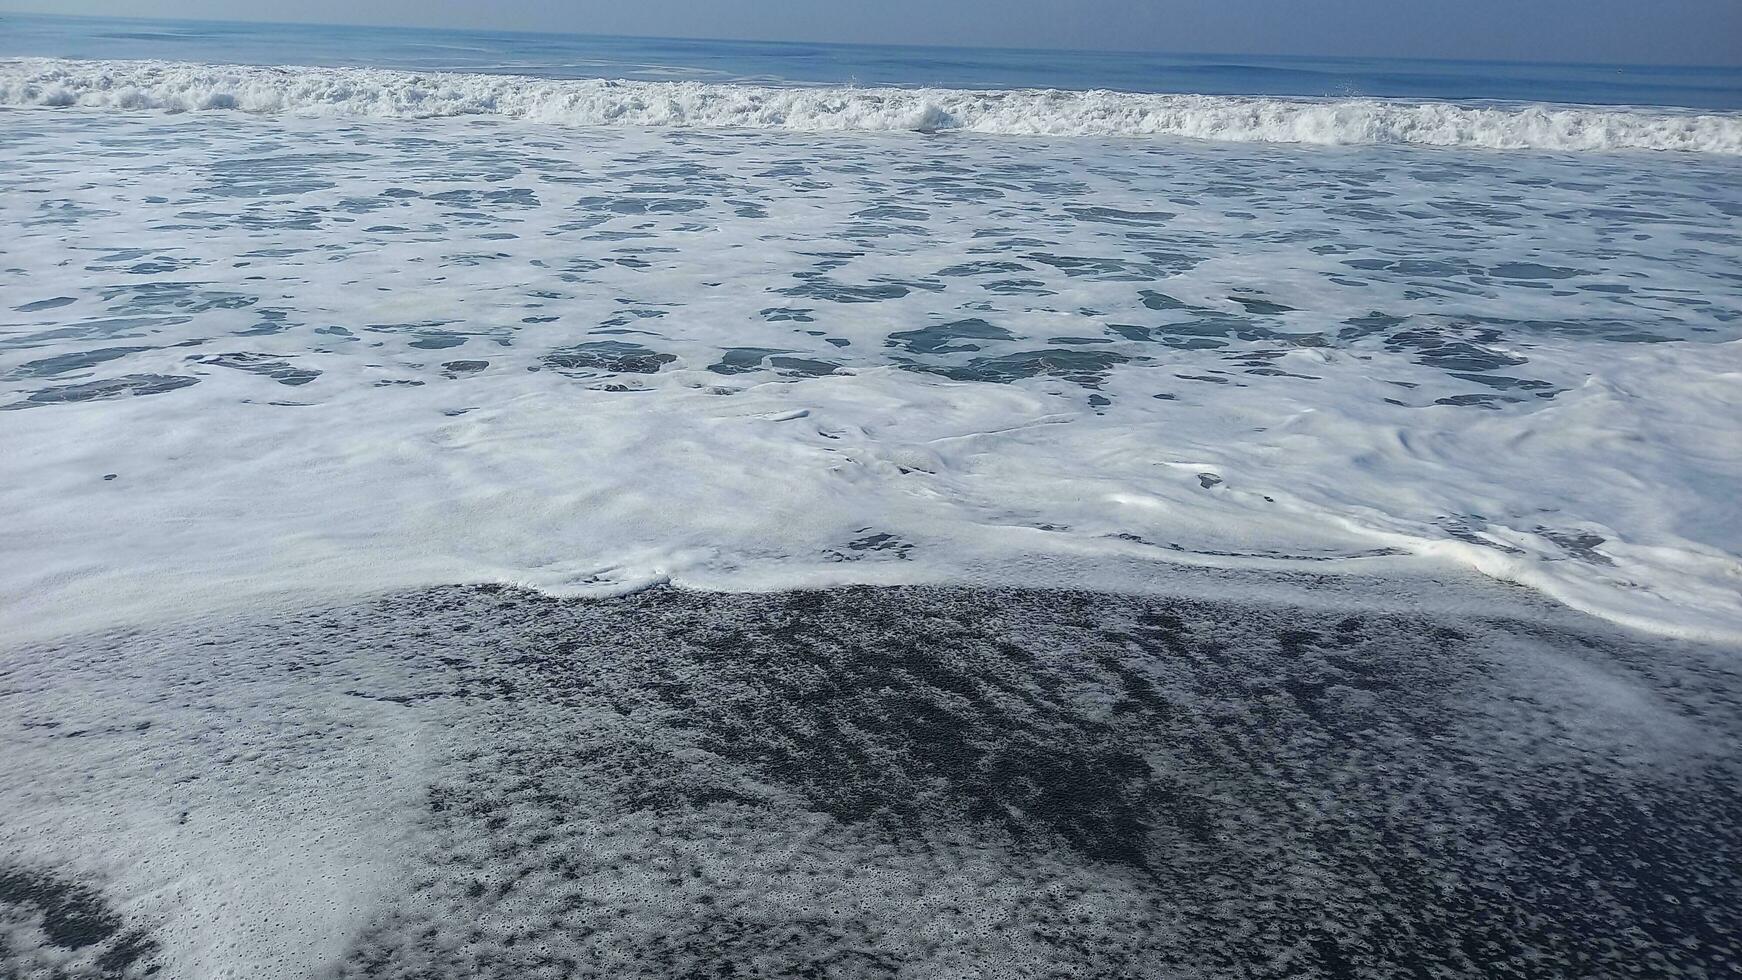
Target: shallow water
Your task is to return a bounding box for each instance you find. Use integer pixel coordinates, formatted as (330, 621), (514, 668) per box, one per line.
(2, 109), (1739, 642)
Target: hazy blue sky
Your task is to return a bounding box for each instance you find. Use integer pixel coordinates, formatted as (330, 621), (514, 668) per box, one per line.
(3, 1), (1740, 65)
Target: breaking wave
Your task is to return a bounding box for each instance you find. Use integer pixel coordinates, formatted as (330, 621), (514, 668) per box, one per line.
(4, 58), (1741, 153)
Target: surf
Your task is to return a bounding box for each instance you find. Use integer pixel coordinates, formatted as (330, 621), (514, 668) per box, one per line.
(5, 57), (1741, 153)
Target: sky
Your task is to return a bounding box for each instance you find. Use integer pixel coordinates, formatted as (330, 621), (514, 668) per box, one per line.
(2, 0), (1740, 65)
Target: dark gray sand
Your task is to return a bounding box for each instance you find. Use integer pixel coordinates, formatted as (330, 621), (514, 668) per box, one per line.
(3, 584), (1739, 978)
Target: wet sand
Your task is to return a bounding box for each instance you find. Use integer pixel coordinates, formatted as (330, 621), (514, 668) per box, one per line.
(3, 584), (1739, 978)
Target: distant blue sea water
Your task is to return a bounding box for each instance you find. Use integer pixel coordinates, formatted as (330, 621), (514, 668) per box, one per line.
(2, 11), (1740, 109)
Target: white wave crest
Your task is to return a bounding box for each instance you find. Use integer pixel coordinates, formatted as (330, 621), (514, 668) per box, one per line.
(3, 57), (1741, 153)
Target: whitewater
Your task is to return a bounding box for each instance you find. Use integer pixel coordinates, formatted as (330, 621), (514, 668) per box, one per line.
(5, 57), (1742, 152)
(3, 95), (1740, 647)
(3, 16), (1742, 979)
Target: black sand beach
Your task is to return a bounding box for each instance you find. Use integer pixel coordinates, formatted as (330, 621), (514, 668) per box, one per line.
(4, 584), (1738, 978)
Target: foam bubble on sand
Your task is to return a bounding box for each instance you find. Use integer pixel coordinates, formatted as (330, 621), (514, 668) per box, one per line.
(0, 620), (438, 979)
(3, 585), (1737, 978)
(3, 57), (1741, 153)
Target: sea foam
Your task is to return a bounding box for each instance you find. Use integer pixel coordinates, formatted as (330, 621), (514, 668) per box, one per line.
(3, 57), (1741, 153)
(3, 110), (1740, 645)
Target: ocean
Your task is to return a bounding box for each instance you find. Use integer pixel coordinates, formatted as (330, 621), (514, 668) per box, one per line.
(6, 11), (1742, 108)
(1, 12), (1739, 979)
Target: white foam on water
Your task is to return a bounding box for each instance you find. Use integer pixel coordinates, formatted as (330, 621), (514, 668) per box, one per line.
(3, 57), (1741, 153)
(2, 110), (1739, 648)
(6, 335), (1736, 644)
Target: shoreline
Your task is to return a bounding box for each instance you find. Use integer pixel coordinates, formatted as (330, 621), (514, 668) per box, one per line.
(3, 581), (1737, 976)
